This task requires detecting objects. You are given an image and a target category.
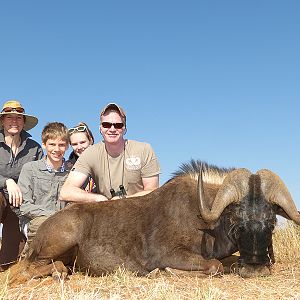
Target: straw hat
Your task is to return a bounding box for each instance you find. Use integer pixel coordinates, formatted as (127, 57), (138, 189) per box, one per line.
(0, 100), (38, 131)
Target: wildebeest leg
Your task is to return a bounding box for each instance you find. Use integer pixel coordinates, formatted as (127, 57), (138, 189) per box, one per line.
(8, 259), (68, 286)
(158, 256), (238, 277)
(30, 260), (68, 280)
(220, 255), (239, 273)
(164, 254), (239, 277)
(160, 249), (224, 275)
(164, 267), (209, 277)
(27, 245), (77, 280)
(9, 228), (78, 285)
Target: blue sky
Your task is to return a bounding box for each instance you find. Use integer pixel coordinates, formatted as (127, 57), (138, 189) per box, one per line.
(1, 1), (300, 206)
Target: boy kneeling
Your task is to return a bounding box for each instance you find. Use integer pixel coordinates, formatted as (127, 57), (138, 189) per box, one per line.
(19, 122), (71, 254)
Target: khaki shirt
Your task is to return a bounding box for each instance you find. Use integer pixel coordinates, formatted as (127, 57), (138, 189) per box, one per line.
(73, 140), (160, 199)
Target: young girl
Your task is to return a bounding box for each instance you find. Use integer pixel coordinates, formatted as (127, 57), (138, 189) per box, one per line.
(68, 122), (96, 193)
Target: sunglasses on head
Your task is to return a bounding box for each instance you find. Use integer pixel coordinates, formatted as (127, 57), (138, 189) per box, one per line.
(68, 125), (87, 134)
(101, 122), (124, 129)
(2, 107), (25, 113)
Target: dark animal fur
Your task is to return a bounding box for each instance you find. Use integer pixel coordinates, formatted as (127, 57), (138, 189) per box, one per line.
(9, 160), (285, 284)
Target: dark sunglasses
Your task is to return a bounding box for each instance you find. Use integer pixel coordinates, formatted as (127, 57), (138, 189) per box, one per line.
(101, 122), (124, 129)
(68, 125), (87, 134)
(2, 107), (25, 113)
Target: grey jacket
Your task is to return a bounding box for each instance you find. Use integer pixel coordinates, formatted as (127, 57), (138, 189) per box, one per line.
(0, 130), (43, 192)
(19, 159), (71, 219)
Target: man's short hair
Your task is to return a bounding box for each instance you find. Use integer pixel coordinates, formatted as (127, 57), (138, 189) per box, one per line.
(100, 103), (126, 124)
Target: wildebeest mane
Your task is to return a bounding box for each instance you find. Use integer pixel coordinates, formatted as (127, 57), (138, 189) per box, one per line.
(172, 159), (235, 185)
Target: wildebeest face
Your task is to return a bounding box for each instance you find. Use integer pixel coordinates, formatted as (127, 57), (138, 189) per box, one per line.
(236, 220), (274, 264)
(228, 173), (277, 277)
(231, 216), (276, 277)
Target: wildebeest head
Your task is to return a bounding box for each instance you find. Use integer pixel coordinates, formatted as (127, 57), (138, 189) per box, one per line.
(197, 165), (300, 277)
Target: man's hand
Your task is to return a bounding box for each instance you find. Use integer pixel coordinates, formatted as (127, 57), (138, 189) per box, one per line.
(95, 194), (109, 202)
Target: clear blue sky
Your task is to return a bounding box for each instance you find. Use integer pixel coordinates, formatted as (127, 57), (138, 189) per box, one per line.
(1, 1), (300, 206)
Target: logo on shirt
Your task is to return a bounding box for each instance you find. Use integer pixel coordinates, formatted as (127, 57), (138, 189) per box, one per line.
(126, 156), (141, 170)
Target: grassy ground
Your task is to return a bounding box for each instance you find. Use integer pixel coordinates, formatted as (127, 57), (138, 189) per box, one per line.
(1, 222), (300, 300)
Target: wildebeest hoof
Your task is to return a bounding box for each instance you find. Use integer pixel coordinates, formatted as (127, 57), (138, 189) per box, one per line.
(52, 271), (62, 281)
(204, 259), (224, 276)
(147, 268), (161, 278)
(165, 267), (180, 277)
(238, 264), (271, 278)
(52, 270), (68, 281)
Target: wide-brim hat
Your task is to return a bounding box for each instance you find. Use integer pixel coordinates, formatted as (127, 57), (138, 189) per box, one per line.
(0, 100), (38, 131)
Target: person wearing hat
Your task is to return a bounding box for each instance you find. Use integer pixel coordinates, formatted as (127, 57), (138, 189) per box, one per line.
(0, 100), (43, 270)
(60, 102), (160, 203)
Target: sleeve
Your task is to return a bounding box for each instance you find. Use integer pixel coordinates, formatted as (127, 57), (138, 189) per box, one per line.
(0, 175), (8, 190)
(141, 143), (161, 177)
(0, 147), (11, 189)
(72, 147), (93, 177)
(19, 162), (35, 218)
(36, 145), (44, 160)
(19, 163), (53, 219)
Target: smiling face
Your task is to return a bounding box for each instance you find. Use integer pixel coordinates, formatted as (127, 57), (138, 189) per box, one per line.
(1, 114), (25, 135)
(100, 111), (126, 145)
(70, 131), (92, 156)
(43, 138), (69, 170)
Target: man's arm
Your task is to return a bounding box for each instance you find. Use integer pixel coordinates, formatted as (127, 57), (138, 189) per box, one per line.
(59, 171), (108, 203)
(127, 175), (159, 198)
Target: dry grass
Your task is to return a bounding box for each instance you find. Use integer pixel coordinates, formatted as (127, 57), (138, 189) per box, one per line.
(1, 222), (300, 300)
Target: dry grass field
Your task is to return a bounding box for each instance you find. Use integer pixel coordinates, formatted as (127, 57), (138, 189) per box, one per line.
(1, 221), (300, 300)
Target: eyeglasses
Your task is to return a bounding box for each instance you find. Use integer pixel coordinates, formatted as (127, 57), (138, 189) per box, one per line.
(68, 125), (87, 134)
(101, 122), (124, 129)
(2, 107), (25, 113)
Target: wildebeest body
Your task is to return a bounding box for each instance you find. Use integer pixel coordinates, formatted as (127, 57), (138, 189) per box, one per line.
(9, 160), (300, 284)
(32, 176), (223, 277)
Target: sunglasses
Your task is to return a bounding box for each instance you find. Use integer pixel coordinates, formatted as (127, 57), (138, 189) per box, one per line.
(2, 107), (25, 113)
(101, 122), (124, 129)
(68, 125), (87, 134)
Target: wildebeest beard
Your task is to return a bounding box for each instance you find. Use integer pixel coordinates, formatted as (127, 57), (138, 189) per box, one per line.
(229, 174), (276, 270)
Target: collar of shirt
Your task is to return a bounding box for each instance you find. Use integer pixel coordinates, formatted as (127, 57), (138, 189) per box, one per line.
(44, 156), (66, 173)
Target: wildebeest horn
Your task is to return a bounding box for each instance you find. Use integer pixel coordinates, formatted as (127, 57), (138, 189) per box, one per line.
(198, 166), (252, 222)
(257, 169), (300, 225)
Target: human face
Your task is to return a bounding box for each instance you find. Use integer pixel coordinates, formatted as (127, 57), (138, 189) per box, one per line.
(100, 111), (125, 145)
(69, 132), (92, 156)
(2, 114), (25, 136)
(42, 138), (69, 169)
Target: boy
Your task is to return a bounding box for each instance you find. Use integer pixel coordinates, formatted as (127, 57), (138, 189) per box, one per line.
(18, 122), (71, 251)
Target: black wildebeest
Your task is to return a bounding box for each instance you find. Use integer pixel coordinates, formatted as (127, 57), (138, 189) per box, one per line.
(9, 160), (300, 284)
